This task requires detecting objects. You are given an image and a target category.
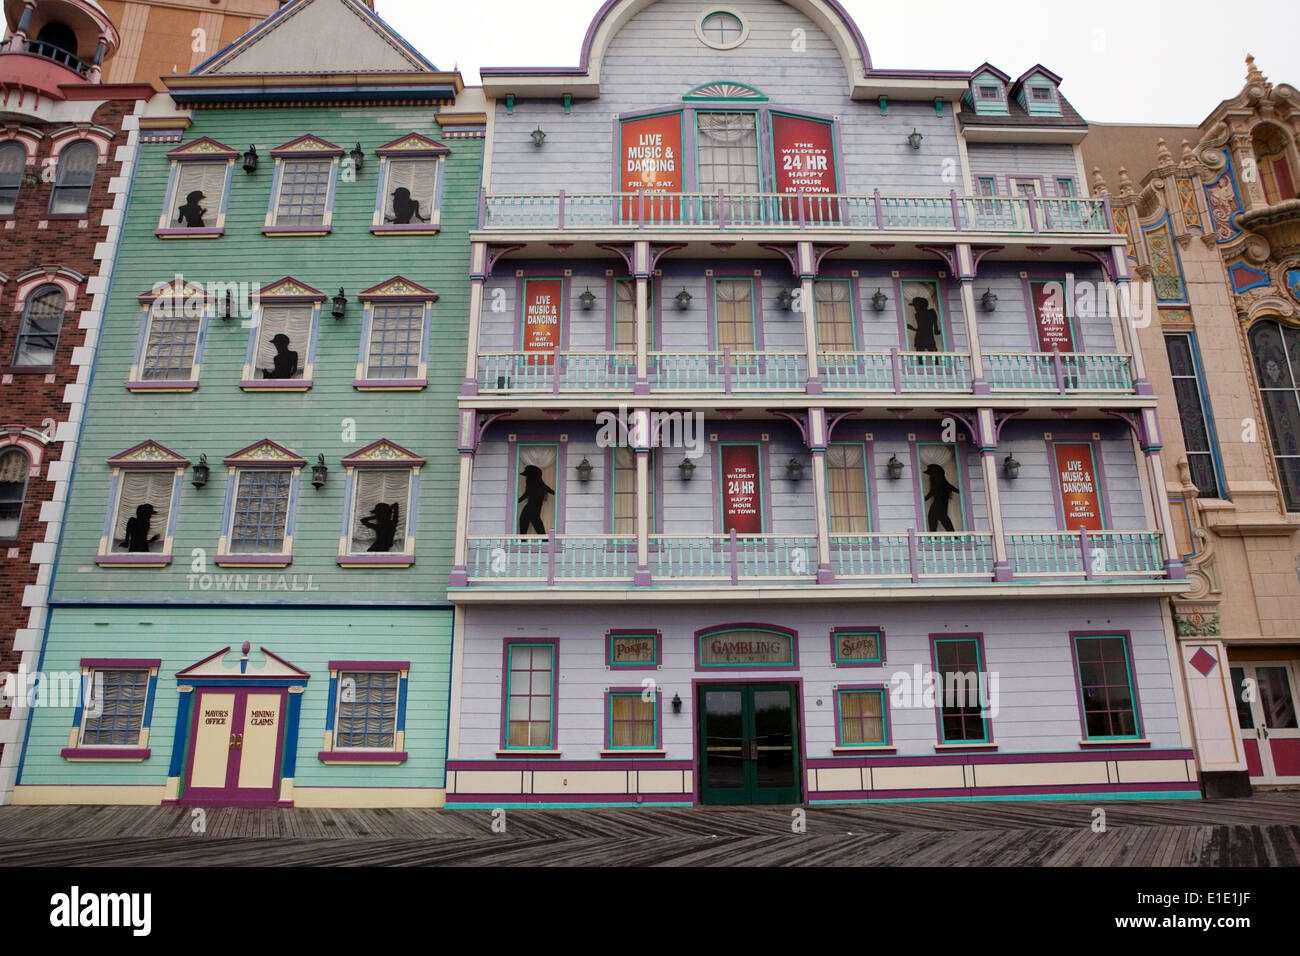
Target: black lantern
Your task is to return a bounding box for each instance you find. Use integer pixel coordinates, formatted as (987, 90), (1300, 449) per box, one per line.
(887, 454), (904, 480)
(1003, 454), (1021, 480)
(242, 144), (258, 174)
(349, 142), (365, 172)
(675, 288), (692, 310)
(672, 693), (682, 714)
(220, 288), (235, 322)
(679, 457), (696, 481)
(312, 454), (328, 489)
(907, 129), (923, 150)
(776, 287), (794, 311)
(576, 457), (593, 483)
(579, 287), (597, 311)
(530, 127), (547, 148)
(786, 457), (804, 482)
(871, 288), (888, 312)
(192, 454), (209, 490)
(981, 289), (998, 312)
(332, 288), (347, 320)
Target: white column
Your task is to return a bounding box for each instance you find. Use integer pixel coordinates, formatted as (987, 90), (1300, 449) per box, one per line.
(798, 241), (821, 393)
(463, 242), (487, 393)
(635, 241), (651, 395)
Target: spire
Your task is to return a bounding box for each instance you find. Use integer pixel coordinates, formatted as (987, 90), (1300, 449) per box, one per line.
(1180, 140), (1196, 167)
(1091, 166), (1108, 197)
(1156, 137), (1173, 166)
(1118, 166), (1134, 197)
(1245, 53), (1266, 85)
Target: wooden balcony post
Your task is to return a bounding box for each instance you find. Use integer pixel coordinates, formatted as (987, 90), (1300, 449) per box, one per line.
(890, 347), (902, 394)
(1110, 273), (1153, 394)
(808, 408), (834, 584)
(729, 529), (740, 585)
(975, 408), (1012, 582)
(799, 241), (821, 394)
(873, 188), (884, 229)
(557, 189), (566, 230)
(635, 414), (652, 586)
(907, 527), (920, 583)
(723, 347), (733, 395)
(463, 243), (488, 396)
(1080, 527), (1093, 580)
(954, 246), (989, 394)
(449, 450), (475, 588)
(546, 530), (557, 586)
(635, 241), (650, 395)
(1052, 345), (1066, 394)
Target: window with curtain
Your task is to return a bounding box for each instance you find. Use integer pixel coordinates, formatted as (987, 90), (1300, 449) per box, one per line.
(815, 280), (856, 352)
(364, 303), (424, 381)
(13, 285), (66, 366)
(917, 444), (965, 532)
(170, 161), (227, 228)
(609, 692), (656, 748)
(1164, 333), (1221, 498)
(274, 159), (331, 226)
(900, 280), (945, 353)
(516, 444), (558, 535)
(1055, 177), (1075, 197)
(383, 159), (438, 224)
(611, 446), (654, 535)
(714, 279), (756, 353)
(1248, 320), (1300, 511)
(140, 300), (202, 381)
(827, 443), (870, 533)
(697, 112), (761, 222)
(505, 643), (554, 748)
(49, 141), (96, 215)
(612, 279), (654, 359)
(81, 669), (149, 746)
(0, 141), (24, 215)
(837, 689), (887, 746)
(111, 470), (174, 554)
(253, 305), (313, 381)
(349, 469), (411, 554)
(229, 469), (292, 553)
(933, 637), (988, 743)
(1073, 636), (1139, 739)
(0, 448), (30, 538)
(334, 670), (399, 749)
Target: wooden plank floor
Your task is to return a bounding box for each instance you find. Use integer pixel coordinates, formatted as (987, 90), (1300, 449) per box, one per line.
(1, 793), (1297, 866)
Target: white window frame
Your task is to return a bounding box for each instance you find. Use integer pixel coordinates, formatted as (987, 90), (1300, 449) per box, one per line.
(239, 279), (325, 391)
(353, 278), (437, 390)
(337, 440), (424, 567)
(95, 441), (189, 567)
(156, 138), (238, 237)
(127, 281), (210, 391)
(263, 136), (344, 236)
(215, 441), (306, 568)
(371, 134), (450, 234)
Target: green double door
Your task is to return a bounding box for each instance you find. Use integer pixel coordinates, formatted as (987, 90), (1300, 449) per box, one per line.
(697, 683), (801, 805)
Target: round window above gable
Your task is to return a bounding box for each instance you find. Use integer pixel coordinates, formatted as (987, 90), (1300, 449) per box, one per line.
(696, 9), (749, 50)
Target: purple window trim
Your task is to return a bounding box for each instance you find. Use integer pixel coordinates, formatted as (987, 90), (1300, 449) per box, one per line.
(705, 274), (765, 352)
(892, 272), (955, 353)
(106, 440), (189, 469)
(505, 437), (566, 535)
(826, 440), (873, 534)
(94, 555), (173, 567)
(606, 628), (662, 669)
(371, 224), (442, 235)
(928, 632), (994, 746)
(154, 227), (223, 239)
(124, 380), (200, 392)
(352, 378), (429, 390)
(1005, 174), (1046, 199)
(240, 379), (313, 391)
(910, 437), (978, 533)
(317, 751), (409, 764)
(61, 748), (151, 760)
(829, 626), (887, 668)
(214, 555), (293, 567)
(604, 686), (663, 751)
(1068, 630), (1145, 742)
(1021, 275), (1087, 353)
(82, 658), (161, 669)
(268, 135), (345, 159)
(261, 226), (332, 236)
(803, 747), (1194, 770)
(514, 275), (571, 352)
(693, 622), (800, 671)
(825, 430), (879, 530)
(833, 683), (893, 747)
(498, 637), (560, 753)
(689, 676), (808, 806)
(329, 660), (410, 671)
(1043, 436), (1112, 532)
(336, 555), (415, 568)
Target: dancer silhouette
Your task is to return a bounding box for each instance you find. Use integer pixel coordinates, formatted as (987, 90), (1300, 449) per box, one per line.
(360, 501), (400, 552)
(907, 296), (941, 352)
(517, 464), (555, 535)
(389, 186), (430, 224)
(924, 463), (961, 533)
(177, 190), (207, 228)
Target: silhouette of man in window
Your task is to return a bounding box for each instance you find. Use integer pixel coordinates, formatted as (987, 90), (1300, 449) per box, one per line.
(907, 296), (941, 352)
(121, 503), (160, 552)
(924, 463), (960, 533)
(518, 464), (554, 535)
(177, 190), (207, 228)
(262, 333), (299, 379)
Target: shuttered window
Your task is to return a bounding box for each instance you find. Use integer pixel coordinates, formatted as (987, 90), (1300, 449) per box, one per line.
(254, 305), (313, 380)
(111, 471), (174, 554)
(383, 159), (438, 224)
(349, 469), (410, 554)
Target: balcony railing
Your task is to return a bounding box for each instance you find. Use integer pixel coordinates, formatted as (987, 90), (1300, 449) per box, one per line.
(7, 39), (94, 77)
(820, 350), (972, 393)
(475, 349), (808, 394)
(480, 190), (1113, 236)
(984, 350), (1134, 393)
(650, 350), (805, 393)
(460, 528), (1166, 588)
(477, 351), (638, 393)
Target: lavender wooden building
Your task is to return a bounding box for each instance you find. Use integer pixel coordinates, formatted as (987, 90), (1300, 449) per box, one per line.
(444, 0), (1199, 807)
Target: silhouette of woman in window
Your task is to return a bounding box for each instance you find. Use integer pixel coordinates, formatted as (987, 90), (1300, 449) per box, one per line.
(360, 501), (399, 552)
(262, 333), (299, 379)
(923, 463), (960, 532)
(177, 190), (207, 228)
(121, 503), (160, 552)
(389, 186), (430, 225)
(518, 464), (555, 535)
(907, 296), (941, 352)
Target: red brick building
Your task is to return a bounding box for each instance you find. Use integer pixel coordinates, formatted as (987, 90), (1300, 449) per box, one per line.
(1, 0), (154, 801)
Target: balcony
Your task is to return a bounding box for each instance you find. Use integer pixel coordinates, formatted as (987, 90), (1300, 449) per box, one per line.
(478, 191), (1112, 237)
(460, 529), (1166, 590)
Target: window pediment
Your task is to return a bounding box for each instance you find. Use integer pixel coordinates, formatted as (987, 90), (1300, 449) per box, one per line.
(223, 439), (306, 467)
(107, 441), (190, 469)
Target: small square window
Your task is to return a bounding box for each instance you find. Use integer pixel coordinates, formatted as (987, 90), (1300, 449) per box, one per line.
(504, 642), (555, 750)
(1031, 87), (1052, 101)
(977, 85), (1001, 100)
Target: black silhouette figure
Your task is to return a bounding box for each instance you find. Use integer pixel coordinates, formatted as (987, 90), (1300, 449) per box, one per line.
(360, 501), (400, 552)
(906, 296), (941, 352)
(389, 187), (430, 224)
(120, 503), (159, 553)
(262, 333), (299, 379)
(177, 190), (207, 228)
(923, 463), (961, 533)
(517, 464), (554, 535)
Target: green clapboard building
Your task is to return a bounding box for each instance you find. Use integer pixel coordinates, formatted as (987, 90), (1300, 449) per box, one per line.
(13, 0), (484, 808)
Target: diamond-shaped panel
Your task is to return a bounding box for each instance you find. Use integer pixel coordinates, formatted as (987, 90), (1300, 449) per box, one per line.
(1189, 647), (1218, 677)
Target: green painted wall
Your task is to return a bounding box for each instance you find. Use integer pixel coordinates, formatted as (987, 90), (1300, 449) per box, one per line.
(19, 607), (451, 790)
(50, 105), (480, 605)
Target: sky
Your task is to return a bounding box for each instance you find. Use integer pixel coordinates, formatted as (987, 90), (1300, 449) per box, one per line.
(377, 0), (1300, 126)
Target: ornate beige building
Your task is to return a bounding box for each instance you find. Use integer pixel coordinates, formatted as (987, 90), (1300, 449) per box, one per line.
(1084, 57), (1300, 796)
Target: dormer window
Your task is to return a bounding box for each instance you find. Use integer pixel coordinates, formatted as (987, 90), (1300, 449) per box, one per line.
(968, 67), (1010, 116)
(1015, 67), (1063, 116)
(1030, 87), (1052, 102)
(977, 86), (1000, 100)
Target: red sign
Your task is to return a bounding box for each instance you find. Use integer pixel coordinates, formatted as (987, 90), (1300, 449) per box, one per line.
(1031, 280), (1075, 352)
(620, 112), (682, 221)
(1055, 443), (1104, 532)
(720, 444), (763, 534)
(772, 113), (838, 223)
(522, 278), (562, 366)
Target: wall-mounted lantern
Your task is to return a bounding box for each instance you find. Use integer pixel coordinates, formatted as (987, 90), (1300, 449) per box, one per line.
(332, 288), (348, 320)
(1003, 454), (1021, 480)
(530, 127), (547, 148)
(576, 457), (594, 483)
(672, 693), (682, 714)
(786, 457), (804, 482)
(242, 145), (258, 174)
(981, 289), (998, 312)
(678, 457), (696, 481)
(675, 288), (693, 310)
(907, 129), (924, 150)
(776, 287), (794, 311)
(311, 454), (329, 489)
(192, 454), (209, 490)
(887, 454), (905, 480)
(579, 287), (597, 311)
(349, 142), (365, 172)
(871, 288), (889, 312)
(220, 288), (235, 322)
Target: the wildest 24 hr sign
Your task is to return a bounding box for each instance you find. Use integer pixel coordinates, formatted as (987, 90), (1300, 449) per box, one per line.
(522, 278), (563, 366)
(1054, 443), (1104, 532)
(620, 112), (682, 221)
(1030, 280), (1075, 352)
(721, 444), (763, 534)
(771, 113), (838, 222)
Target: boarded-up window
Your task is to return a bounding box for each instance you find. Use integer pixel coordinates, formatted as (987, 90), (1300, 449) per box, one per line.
(254, 305), (313, 380)
(112, 471), (174, 554)
(349, 469), (410, 554)
(827, 443), (870, 533)
(384, 159), (438, 224)
(171, 162), (227, 227)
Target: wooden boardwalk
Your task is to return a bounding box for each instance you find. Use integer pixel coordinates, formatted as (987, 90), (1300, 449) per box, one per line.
(1, 792), (1297, 866)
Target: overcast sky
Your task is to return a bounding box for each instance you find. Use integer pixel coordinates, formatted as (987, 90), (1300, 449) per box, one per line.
(377, 0), (1299, 126)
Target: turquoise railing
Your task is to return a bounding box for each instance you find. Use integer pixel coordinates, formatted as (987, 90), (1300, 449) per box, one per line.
(829, 533), (912, 578)
(478, 351), (637, 393)
(985, 350), (1133, 393)
(466, 534), (636, 583)
(649, 350), (805, 393)
(1007, 530), (1164, 579)
(650, 533), (818, 584)
(818, 351), (894, 391)
(899, 351), (972, 391)
(831, 530), (992, 581)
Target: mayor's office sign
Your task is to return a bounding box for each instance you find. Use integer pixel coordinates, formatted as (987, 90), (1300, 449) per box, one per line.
(697, 628), (796, 668)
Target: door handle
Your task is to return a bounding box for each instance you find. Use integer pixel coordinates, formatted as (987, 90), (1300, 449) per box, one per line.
(742, 739), (758, 761)
(1262, 727), (1270, 740)
(229, 733), (244, 750)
